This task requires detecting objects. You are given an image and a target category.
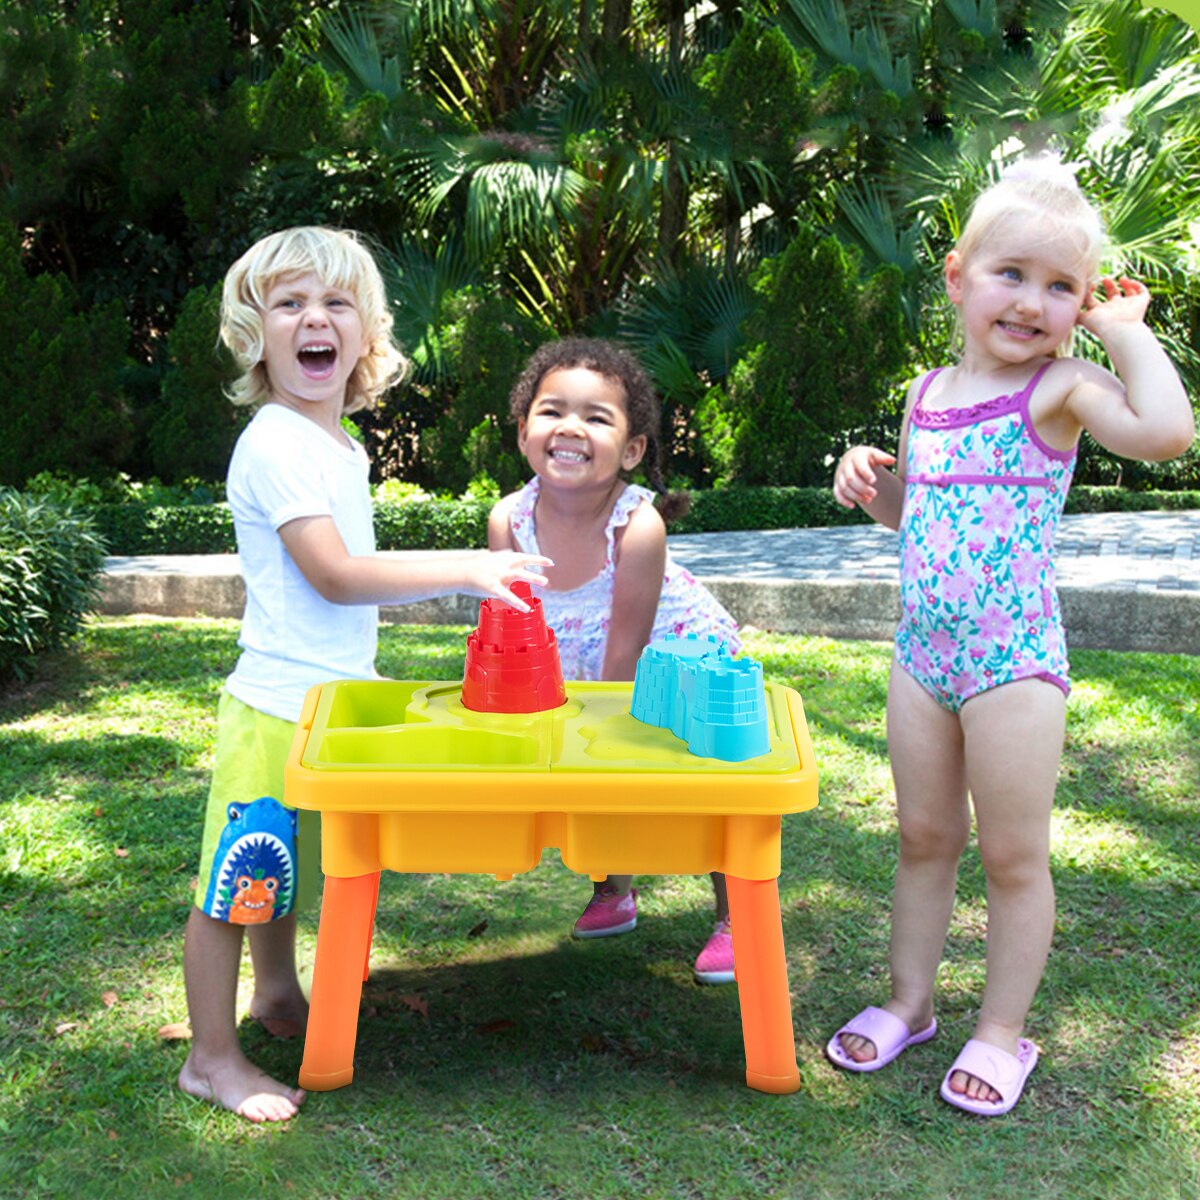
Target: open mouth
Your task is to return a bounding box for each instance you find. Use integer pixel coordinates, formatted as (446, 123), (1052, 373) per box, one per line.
(549, 447), (589, 464)
(998, 321), (1039, 338)
(298, 343), (337, 377)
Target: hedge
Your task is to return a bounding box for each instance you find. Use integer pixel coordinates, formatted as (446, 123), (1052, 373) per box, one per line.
(89, 486), (1200, 557)
(0, 491), (107, 682)
(91, 503), (238, 555)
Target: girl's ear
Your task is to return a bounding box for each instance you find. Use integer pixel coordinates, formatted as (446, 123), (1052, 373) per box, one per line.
(516, 417), (529, 453)
(944, 250), (964, 305)
(622, 433), (647, 471)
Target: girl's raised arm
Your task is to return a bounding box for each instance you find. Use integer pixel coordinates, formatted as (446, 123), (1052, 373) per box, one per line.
(1065, 277), (1194, 461)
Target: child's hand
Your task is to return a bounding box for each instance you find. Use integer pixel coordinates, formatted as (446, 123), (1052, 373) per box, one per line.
(833, 446), (896, 508)
(462, 551), (553, 612)
(1078, 276), (1151, 338)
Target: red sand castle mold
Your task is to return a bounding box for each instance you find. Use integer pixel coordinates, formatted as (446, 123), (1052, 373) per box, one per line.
(461, 581), (567, 713)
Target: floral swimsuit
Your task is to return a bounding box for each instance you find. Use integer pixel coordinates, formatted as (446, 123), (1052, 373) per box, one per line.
(895, 362), (1076, 712)
(507, 477), (740, 681)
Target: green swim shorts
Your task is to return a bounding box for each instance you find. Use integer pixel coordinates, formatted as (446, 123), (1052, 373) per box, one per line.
(194, 690), (321, 923)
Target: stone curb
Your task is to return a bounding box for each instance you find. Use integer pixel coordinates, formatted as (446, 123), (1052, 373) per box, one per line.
(98, 556), (1200, 655)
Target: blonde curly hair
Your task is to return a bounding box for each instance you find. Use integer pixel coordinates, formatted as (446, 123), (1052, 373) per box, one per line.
(220, 226), (408, 414)
(951, 157), (1106, 358)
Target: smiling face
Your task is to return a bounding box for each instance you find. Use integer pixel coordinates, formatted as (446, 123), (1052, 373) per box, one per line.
(946, 213), (1093, 368)
(517, 366), (647, 491)
(260, 272), (367, 422)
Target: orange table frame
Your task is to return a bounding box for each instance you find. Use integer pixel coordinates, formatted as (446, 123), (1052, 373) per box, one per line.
(284, 680), (818, 1095)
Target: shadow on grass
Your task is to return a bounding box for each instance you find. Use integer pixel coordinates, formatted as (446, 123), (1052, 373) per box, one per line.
(345, 936), (748, 1095)
(6, 621), (1200, 1198)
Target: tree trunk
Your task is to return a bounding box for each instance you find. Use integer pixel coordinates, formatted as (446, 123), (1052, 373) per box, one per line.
(656, 1), (688, 266)
(602, 0), (632, 46)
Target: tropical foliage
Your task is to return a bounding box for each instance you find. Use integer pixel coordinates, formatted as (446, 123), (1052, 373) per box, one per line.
(4, 0), (1198, 491)
(0, 488), (106, 682)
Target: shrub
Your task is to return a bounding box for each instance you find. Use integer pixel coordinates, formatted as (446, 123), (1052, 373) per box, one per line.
(1063, 486), (1200, 514)
(698, 225), (909, 486)
(23, 471), (224, 509)
(146, 283), (244, 483)
(668, 485), (1200, 530)
(669, 487), (870, 533)
(373, 498), (491, 551)
(0, 224), (134, 488)
(71, 485), (1200, 556)
(415, 290), (544, 495)
(89, 503), (236, 555)
(0, 490), (107, 683)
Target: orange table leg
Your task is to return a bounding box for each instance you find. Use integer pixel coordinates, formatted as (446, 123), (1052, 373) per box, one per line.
(726, 874), (800, 1094)
(299, 871), (379, 1091)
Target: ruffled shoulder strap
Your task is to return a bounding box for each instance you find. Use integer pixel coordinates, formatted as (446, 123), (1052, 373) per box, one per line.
(506, 477), (542, 555)
(602, 483), (655, 569)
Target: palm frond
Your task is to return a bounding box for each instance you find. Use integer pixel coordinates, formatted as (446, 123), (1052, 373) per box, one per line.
(509, 240), (576, 330)
(463, 156), (592, 256)
(779, 0), (916, 97)
(316, 7), (406, 103)
(1099, 61), (1200, 135)
(940, 0), (1001, 37)
(1091, 144), (1199, 275)
(377, 235), (484, 385)
(1061, 0), (1198, 90)
(832, 179), (927, 276)
(618, 258), (754, 386)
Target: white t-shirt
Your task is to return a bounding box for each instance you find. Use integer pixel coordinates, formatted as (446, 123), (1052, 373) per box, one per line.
(225, 403), (378, 722)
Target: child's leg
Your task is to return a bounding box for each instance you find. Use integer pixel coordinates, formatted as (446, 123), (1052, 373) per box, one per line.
(711, 872), (728, 921)
(838, 666), (970, 1063)
(692, 872), (734, 984)
(246, 914), (309, 1038)
(574, 874), (638, 937)
(949, 679), (1064, 1102)
(596, 874), (633, 896)
(178, 906), (305, 1122)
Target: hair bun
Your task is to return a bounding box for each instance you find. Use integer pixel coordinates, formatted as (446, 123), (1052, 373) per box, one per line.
(1000, 152), (1085, 190)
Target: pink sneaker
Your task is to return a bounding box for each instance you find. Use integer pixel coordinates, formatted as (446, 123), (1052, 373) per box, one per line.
(693, 916), (735, 984)
(572, 886), (638, 939)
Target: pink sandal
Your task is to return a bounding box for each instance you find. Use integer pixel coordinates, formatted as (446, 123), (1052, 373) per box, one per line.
(940, 1037), (1039, 1116)
(826, 1006), (938, 1073)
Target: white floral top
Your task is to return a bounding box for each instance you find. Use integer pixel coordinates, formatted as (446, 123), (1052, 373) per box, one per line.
(507, 477), (741, 681)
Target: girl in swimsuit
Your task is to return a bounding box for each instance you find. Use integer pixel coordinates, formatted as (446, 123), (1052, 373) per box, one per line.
(827, 156), (1193, 1115)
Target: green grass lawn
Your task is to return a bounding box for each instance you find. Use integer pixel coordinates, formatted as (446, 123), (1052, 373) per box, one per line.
(2, 617), (1198, 1200)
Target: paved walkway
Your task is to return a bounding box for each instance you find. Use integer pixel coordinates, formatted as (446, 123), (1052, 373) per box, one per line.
(667, 511), (1200, 592)
(100, 511), (1200, 655)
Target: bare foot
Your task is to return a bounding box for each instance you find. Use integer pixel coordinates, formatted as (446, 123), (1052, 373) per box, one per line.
(946, 1069), (1002, 1103)
(250, 1014), (306, 1039)
(838, 1005), (933, 1065)
(178, 1050), (305, 1123)
(946, 1032), (1021, 1104)
(838, 1031), (879, 1064)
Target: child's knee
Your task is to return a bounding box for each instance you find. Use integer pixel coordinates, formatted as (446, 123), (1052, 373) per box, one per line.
(978, 837), (1051, 889)
(898, 812), (969, 863)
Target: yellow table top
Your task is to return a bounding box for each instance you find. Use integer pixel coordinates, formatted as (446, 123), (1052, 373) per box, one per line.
(285, 679), (818, 818)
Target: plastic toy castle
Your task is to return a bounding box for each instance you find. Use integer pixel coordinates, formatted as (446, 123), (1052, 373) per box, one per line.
(461, 586), (768, 762)
(461, 581), (567, 713)
(630, 633), (769, 762)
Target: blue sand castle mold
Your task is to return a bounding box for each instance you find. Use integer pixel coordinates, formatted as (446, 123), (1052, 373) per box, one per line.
(629, 632), (722, 737)
(630, 634), (770, 762)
